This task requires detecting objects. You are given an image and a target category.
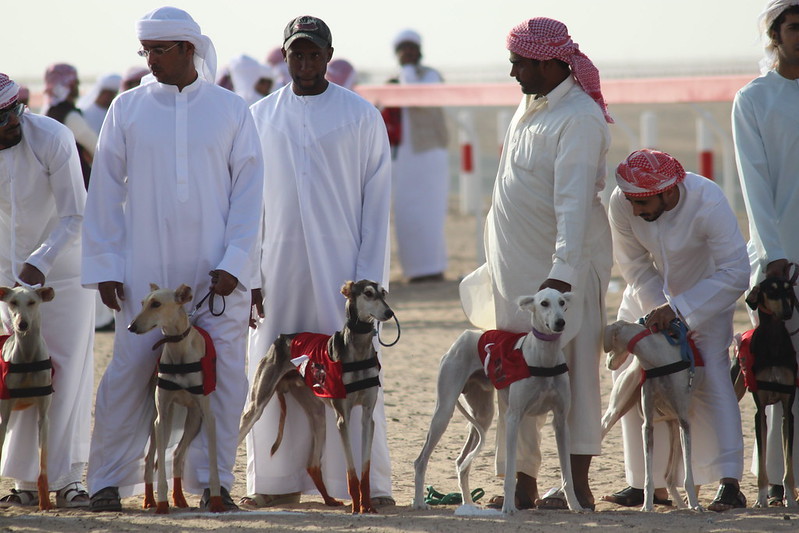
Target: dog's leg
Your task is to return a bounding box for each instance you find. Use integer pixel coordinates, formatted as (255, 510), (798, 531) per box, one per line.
(678, 414), (700, 510)
(753, 395), (769, 508)
(143, 419), (157, 509)
(641, 385), (655, 512)
(171, 406), (202, 508)
(293, 388), (344, 507)
(154, 392), (172, 514)
(358, 397), (377, 514)
(501, 388), (522, 515)
(663, 419), (685, 509)
(331, 403), (361, 514)
(455, 381), (494, 506)
(782, 393), (798, 508)
(238, 349), (293, 445)
(551, 383), (583, 511)
(601, 361), (643, 440)
(199, 397), (223, 513)
(36, 398), (52, 511)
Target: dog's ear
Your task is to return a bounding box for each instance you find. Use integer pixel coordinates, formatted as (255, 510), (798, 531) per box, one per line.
(341, 281), (354, 298)
(560, 292), (573, 305)
(175, 284), (193, 304)
(517, 295), (536, 312)
(149, 283), (160, 293)
(745, 285), (760, 310)
(0, 286), (11, 301)
(36, 287), (55, 303)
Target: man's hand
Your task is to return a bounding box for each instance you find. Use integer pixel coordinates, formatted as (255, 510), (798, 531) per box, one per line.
(16, 263), (45, 287)
(99, 281), (125, 311)
(210, 270), (238, 296)
(250, 288), (264, 329)
(766, 258), (790, 279)
(539, 278), (572, 294)
(644, 303), (676, 333)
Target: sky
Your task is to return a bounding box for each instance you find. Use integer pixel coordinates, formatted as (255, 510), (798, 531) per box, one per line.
(3, 0), (767, 86)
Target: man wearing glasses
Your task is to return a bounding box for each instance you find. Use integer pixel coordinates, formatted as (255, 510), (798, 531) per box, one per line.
(0, 73), (95, 509)
(82, 6), (263, 512)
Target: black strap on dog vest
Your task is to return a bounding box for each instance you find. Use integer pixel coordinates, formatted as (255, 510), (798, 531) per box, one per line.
(342, 357), (379, 373)
(8, 385), (54, 398)
(7, 358), (52, 373)
(527, 363), (569, 377)
(756, 380), (796, 395)
(158, 361), (202, 374)
(344, 376), (381, 393)
(644, 360), (691, 379)
(157, 377), (204, 395)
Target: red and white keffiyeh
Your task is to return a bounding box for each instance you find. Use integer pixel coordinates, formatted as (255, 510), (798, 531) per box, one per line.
(615, 149), (686, 197)
(44, 63), (78, 109)
(0, 73), (19, 109)
(506, 17), (613, 124)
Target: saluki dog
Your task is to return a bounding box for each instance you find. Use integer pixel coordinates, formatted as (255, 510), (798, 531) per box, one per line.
(238, 280), (394, 514)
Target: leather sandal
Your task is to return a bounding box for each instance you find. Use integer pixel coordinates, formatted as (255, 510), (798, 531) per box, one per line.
(89, 486), (122, 512)
(0, 488), (39, 507)
(238, 491), (301, 509)
(708, 483), (746, 512)
(768, 484), (785, 507)
(601, 485), (672, 507)
(56, 481), (90, 508)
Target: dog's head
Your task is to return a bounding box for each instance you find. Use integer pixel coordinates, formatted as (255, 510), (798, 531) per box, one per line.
(128, 283), (193, 334)
(603, 320), (632, 371)
(0, 285), (54, 335)
(518, 288), (571, 336)
(341, 279), (394, 323)
(745, 277), (797, 321)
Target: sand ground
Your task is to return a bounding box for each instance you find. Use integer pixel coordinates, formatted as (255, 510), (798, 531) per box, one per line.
(1, 203), (798, 532)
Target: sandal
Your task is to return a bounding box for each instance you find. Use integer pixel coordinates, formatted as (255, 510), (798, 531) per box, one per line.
(200, 487), (239, 512)
(537, 487), (596, 511)
(600, 486), (672, 507)
(89, 486), (122, 512)
(424, 485), (485, 505)
(768, 484), (785, 507)
(371, 496), (396, 506)
(484, 493), (535, 510)
(238, 491), (301, 509)
(56, 481), (90, 508)
(708, 483), (746, 512)
(0, 488), (39, 507)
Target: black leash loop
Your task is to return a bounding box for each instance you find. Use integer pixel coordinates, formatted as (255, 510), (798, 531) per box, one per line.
(376, 314), (401, 347)
(187, 271), (226, 322)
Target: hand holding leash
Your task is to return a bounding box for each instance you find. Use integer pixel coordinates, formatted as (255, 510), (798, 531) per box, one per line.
(209, 269), (237, 296)
(98, 281), (125, 311)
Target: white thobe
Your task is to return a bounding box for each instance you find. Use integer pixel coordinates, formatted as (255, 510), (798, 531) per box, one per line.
(608, 173), (749, 486)
(733, 69), (799, 482)
(391, 65), (449, 278)
(81, 102), (108, 136)
(0, 113), (95, 489)
(246, 82), (393, 499)
(82, 77), (264, 496)
(460, 76), (613, 476)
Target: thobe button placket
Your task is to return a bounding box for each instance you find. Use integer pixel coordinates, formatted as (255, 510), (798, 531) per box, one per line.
(175, 92), (189, 202)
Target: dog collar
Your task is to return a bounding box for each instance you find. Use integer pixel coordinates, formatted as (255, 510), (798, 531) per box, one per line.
(532, 328), (561, 342)
(152, 324), (193, 351)
(346, 319), (374, 335)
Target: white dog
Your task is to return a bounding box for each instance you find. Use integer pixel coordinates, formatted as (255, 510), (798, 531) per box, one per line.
(602, 319), (702, 511)
(413, 288), (586, 513)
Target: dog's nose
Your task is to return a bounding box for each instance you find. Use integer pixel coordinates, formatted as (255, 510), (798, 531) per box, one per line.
(18, 321), (28, 331)
(554, 318), (565, 331)
(128, 323), (138, 333)
(384, 309), (394, 320)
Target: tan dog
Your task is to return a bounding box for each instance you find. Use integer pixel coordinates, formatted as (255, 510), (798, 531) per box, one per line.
(0, 285), (55, 511)
(238, 280), (394, 514)
(128, 283), (223, 514)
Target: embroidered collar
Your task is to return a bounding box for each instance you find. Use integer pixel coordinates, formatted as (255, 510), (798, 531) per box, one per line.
(152, 325), (193, 351)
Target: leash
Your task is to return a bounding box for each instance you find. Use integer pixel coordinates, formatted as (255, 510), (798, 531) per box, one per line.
(635, 317), (698, 388)
(376, 314), (401, 347)
(186, 273), (226, 323)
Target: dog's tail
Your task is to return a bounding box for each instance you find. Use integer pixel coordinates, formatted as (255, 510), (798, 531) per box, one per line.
(270, 392), (288, 456)
(454, 398), (486, 467)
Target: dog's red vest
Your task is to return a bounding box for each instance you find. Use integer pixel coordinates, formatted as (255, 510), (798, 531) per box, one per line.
(291, 332), (347, 399)
(0, 335), (54, 400)
(477, 330), (529, 390)
(195, 326), (217, 395)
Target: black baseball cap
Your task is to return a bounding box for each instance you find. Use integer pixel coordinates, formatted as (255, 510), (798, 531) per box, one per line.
(283, 16), (332, 49)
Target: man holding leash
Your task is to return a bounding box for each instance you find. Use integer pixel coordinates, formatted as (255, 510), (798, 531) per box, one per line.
(605, 149), (749, 511)
(732, 0), (799, 503)
(460, 17), (613, 510)
(242, 15), (394, 509)
(81, 6), (263, 511)
(0, 73), (95, 508)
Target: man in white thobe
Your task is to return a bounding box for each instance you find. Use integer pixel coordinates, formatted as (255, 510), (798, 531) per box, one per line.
(0, 73), (95, 507)
(733, 0), (799, 502)
(242, 15), (393, 508)
(387, 29), (449, 283)
(459, 18), (613, 510)
(82, 6), (263, 512)
(77, 73), (122, 135)
(606, 149), (749, 511)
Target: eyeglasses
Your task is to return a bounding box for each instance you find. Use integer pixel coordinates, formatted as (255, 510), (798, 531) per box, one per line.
(137, 42), (181, 58)
(0, 103), (25, 127)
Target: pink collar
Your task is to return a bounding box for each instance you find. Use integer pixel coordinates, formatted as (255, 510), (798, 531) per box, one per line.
(532, 329), (561, 342)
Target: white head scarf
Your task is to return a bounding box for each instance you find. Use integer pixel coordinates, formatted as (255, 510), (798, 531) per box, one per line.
(393, 29), (421, 50)
(77, 73), (122, 110)
(135, 6), (217, 83)
(228, 54), (274, 105)
(758, 0), (799, 73)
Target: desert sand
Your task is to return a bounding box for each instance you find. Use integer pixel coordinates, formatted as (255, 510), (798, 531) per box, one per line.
(1, 203), (798, 533)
